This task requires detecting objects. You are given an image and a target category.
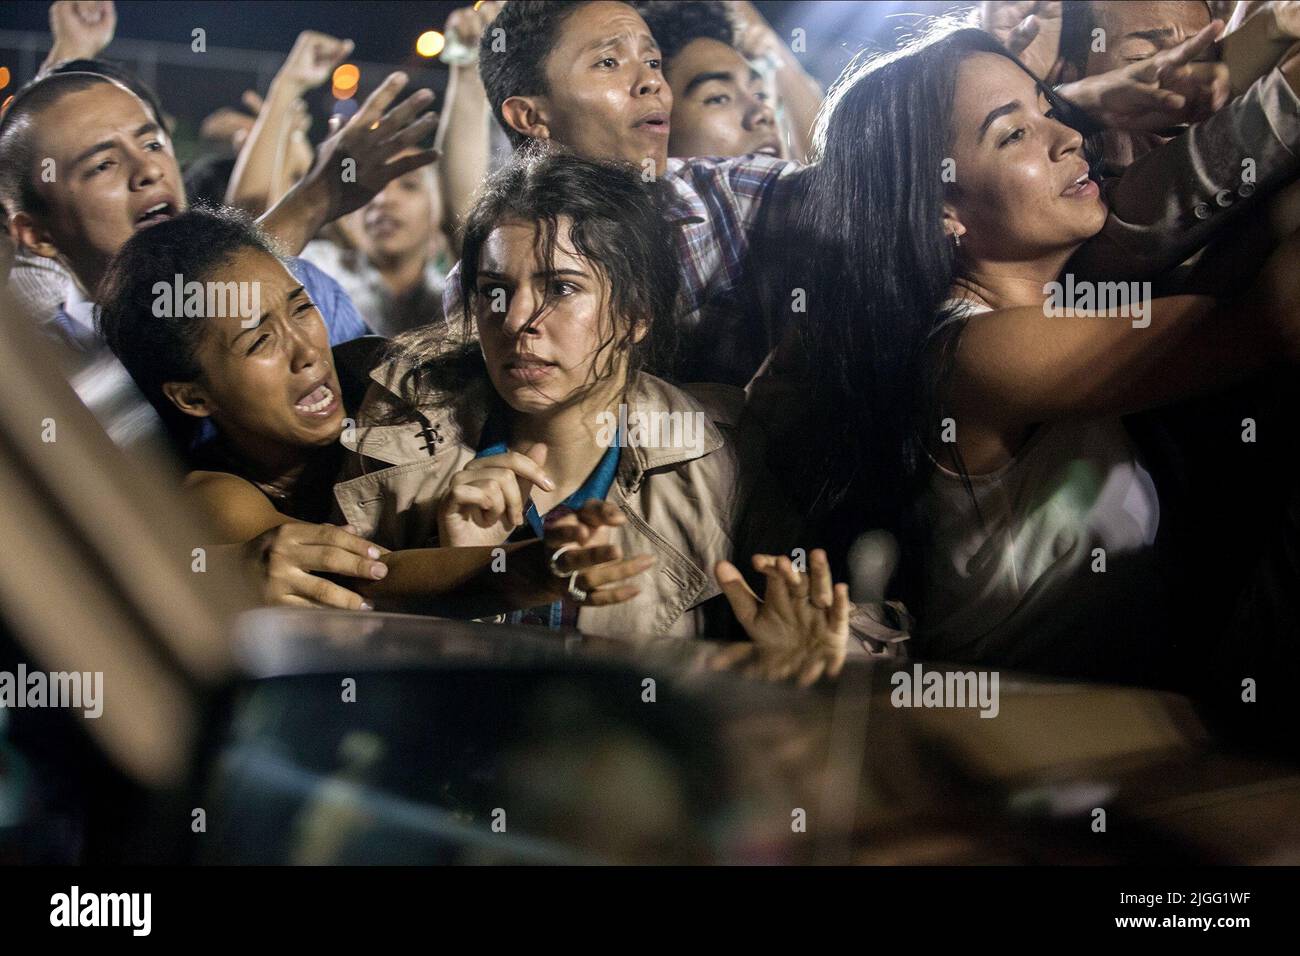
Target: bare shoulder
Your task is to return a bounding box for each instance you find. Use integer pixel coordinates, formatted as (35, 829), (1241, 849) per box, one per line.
(183, 470), (289, 542)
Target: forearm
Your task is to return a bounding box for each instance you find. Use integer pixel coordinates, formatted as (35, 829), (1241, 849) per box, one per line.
(435, 64), (491, 253)
(360, 540), (561, 617)
(770, 52), (823, 163)
(226, 76), (304, 214)
(257, 173), (330, 256)
(953, 292), (1286, 434)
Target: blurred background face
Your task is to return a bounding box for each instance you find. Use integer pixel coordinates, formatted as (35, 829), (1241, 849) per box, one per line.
(664, 37), (781, 159)
(473, 217), (629, 418)
(29, 82), (185, 291)
(946, 54), (1107, 264)
(1085, 0), (1212, 76)
(535, 1), (672, 173)
(360, 153), (441, 264)
(175, 248), (343, 453)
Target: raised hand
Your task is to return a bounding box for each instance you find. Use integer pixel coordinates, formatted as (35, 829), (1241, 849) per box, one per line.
(437, 443), (553, 547)
(445, 1), (505, 49)
(712, 549), (850, 687)
(244, 522), (390, 610)
(979, 1), (1064, 80)
(47, 1), (117, 64)
(279, 30), (355, 95)
(302, 71), (440, 224)
(1061, 21), (1230, 132)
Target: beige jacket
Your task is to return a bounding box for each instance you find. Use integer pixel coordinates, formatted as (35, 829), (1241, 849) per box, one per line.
(332, 353), (910, 652)
(332, 353), (779, 638)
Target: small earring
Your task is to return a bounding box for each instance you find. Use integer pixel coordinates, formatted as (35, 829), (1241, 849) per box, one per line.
(950, 231), (961, 250)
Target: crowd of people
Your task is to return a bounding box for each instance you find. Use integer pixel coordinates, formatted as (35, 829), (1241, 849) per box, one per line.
(4, 0), (1300, 727)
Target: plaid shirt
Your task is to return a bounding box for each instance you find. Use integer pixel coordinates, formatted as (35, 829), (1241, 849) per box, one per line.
(442, 154), (799, 383)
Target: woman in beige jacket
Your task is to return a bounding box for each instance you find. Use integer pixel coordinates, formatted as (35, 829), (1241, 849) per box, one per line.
(335, 151), (901, 681)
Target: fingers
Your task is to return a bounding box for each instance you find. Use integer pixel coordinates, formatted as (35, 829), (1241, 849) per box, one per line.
(372, 86), (436, 141)
(1155, 19), (1224, 75)
(293, 544), (388, 580)
(578, 553), (654, 590)
(473, 450), (555, 493)
(796, 656), (827, 689)
(808, 549), (834, 610)
(754, 554), (795, 618)
(554, 542), (621, 573)
(716, 559), (760, 626)
(1006, 15), (1041, 58)
(242, 89), (264, 114)
(709, 641), (757, 672)
(353, 72), (412, 131)
(292, 568), (371, 610)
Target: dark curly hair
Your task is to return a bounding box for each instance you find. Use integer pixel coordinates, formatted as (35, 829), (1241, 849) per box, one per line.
(633, 1), (735, 64)
(385, 146), (681, 413)
(96, 205), (284, 450)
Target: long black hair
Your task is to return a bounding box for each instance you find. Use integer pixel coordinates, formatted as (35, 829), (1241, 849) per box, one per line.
(753, 26), (1089, 599)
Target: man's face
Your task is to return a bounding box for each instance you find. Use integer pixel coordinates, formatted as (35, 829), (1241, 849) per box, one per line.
(664, 37), (781, 159)
(1085, 1), (1212, 76)
(24, 82), (183, 293)
(530, 1), (672, 173)
(360, 149), (440, 263)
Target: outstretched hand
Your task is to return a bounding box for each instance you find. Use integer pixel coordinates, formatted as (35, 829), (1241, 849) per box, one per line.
(713, 548), (850, 687)
(302, 71), (440, 225)
(1061, 21), (1230, 132)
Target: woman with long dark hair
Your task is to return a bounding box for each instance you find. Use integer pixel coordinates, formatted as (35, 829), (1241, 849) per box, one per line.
(751, 24), (1300, 682)
(339, 149), (907, 678)
(97, 206), (647, 617)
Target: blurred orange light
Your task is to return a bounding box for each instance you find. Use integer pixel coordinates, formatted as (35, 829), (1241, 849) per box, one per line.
(332, 64), (360, 91)
(416, 30), (445, 58)
(1, 95), (12, 116)
(0, 67), (10, 90)
(474, 1), (484, 8)
(332, 85), (355, 101)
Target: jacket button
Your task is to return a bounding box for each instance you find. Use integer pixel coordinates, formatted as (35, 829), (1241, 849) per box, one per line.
(1193, 203), (1211, 220)
(1215, 189), (1233, 207)
(1238, 182), (1256, 198)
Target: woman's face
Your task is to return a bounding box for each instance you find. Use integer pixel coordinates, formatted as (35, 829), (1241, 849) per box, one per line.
(473, 217), (636, 417)
(166, 247), (344, 453)
(945, 53), (1107, 263)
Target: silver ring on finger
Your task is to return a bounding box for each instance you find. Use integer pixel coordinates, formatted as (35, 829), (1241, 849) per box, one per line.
(549, 542), (581, 578)
(567, 573), (589, 603)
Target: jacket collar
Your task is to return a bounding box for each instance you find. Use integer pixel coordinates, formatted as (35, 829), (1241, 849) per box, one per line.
(355, 352), (731, 479)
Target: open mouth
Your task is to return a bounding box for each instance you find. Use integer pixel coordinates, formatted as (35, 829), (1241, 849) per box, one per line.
(634, 112), (670, 134)
(1061, 172), (1097, 198)
(293, 382), (338, 417)
(134, 201), (176, 230)
(754, 143), (781, 157)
